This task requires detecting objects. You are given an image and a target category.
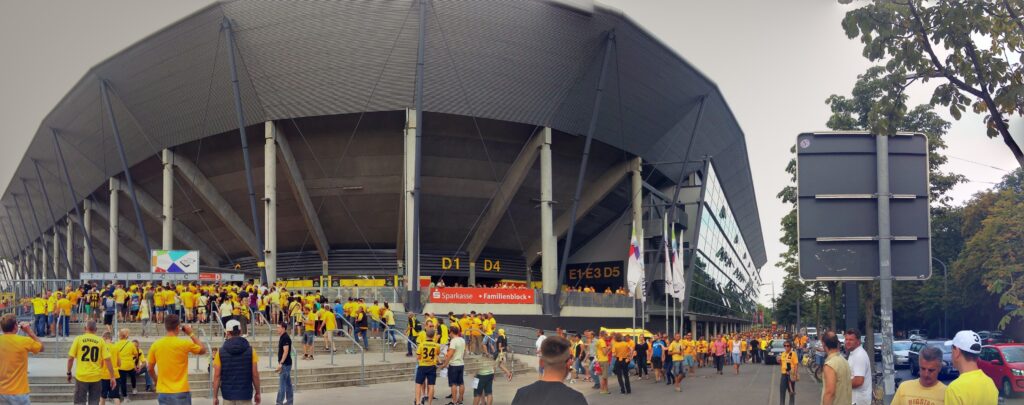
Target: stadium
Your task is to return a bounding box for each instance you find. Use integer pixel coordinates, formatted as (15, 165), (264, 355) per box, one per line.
(0, 0), (765, 332)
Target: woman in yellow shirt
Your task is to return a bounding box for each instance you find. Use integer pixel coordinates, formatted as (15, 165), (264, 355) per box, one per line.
(778, 340), (799, 405)
(611, 333), (632, 395)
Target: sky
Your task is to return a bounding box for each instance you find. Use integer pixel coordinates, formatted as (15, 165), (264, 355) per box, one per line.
(0, 1), (1020, 306)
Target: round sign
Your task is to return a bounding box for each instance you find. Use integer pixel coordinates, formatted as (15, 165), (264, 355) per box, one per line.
(799, 138), (811, 149)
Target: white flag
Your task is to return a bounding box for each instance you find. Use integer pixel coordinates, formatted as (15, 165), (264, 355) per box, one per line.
(672, 227), (686, 301)
(626, 222), (646, 302)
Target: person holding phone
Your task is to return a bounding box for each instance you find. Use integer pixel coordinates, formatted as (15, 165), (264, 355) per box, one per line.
(0, 315), (43, 404)
(779, 339), (799, 405)
(147, 314), (207, 405)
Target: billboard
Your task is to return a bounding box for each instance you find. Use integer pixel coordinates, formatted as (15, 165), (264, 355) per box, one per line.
(563, 261), (624, 291)
(796, 132), (930, 280)
(151, 250), (200, 274)
(429, 288), (535, 304)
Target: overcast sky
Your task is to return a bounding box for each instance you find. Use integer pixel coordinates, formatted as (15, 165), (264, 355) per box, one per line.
(0, 1), (1019, 306)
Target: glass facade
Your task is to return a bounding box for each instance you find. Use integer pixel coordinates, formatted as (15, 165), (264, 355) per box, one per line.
(688, 163), (761, 320)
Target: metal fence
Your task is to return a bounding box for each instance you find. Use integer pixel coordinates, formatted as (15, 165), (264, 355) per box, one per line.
(561, 291), (634, 308)
(288, 286), (403, 304)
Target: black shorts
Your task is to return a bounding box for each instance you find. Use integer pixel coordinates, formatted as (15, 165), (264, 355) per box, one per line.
(651, 357), (663, 369)
(415, 365), (437, 385)
(448, 365), (465, 386)
(74, 379), (103, 404)
(102, 379), (120, 399)
(473, 374), (494, 397)
(103, 312), (114, 326)
(315, 321), (323, 336)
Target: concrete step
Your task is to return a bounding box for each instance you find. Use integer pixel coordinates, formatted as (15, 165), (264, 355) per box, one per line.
(28, 360), (531, 402)
(31, 337), (403, 357)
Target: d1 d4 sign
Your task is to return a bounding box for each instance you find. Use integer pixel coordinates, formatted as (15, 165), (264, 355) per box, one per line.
(795, 132), (931, 281)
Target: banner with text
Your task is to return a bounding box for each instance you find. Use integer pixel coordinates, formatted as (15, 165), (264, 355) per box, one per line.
(563, 261), (625, 291)
(429, 288), (535, 304)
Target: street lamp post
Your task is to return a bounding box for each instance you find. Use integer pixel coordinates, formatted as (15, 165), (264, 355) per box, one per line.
(933, 257), (948, 338)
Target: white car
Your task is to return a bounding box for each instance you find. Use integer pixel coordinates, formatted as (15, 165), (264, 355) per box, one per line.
(893, 340), (912, 368)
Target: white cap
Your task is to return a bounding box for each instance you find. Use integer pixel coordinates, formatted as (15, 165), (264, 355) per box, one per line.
(945, 330), (982, 354)
(226, 319), (242, 333)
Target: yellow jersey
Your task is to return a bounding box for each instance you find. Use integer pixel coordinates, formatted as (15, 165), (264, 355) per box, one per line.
(668, 341), (684, 361)
(0, 334), (43, 395)
(147, 336), (203, 394)
(417, 336), (441, 367)
(68, 333), (110, 383)
(595, 338), (610, 362)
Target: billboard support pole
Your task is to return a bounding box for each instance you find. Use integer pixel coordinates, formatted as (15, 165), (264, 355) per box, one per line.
(876, 135), (895, 401)
(554, 31), (616, 316)
(52, 128), (99, 275)
(221, 17), (266, 284)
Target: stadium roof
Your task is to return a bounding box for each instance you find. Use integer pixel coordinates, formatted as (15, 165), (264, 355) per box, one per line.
(0, 0), (767, 268)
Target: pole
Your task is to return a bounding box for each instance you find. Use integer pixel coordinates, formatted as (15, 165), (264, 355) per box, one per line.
(52, 128), (99, 275)
(221, 17), (266, 284)
(406, 0), (427, 313)
(100, 80), (152, 259)
(933, 257), (948, 338)
(554, 31), (616, 315)
(876, 135), (896, 402)
(264, 122), (277, 284)
(161, 149), (174, 250)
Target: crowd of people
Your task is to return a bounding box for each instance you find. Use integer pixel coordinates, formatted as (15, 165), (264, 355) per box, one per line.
(0, 280), (1005, 405)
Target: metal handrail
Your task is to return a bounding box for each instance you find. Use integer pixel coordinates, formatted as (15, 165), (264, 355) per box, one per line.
(193, 328), (214, 399)
(334, 314), (366, 386)
(210, 310), (228, 339)
(253, 311), (275, 369)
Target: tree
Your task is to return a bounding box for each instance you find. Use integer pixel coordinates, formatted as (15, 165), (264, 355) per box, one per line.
(839, 0), (1024, 168)
(956, 169), (1024, 329)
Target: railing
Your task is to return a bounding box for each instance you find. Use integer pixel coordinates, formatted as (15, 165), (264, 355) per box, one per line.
(561, 291), (634, 308)
(252, 311), (276, 369)
(334, 314), (366, 386)
(210, 311), (227, 340)
(194, 328), (214, 399)
(381, 322), (414, 363)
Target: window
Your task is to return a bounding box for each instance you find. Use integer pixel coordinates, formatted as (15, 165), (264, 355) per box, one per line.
(980, 347), (996, 362)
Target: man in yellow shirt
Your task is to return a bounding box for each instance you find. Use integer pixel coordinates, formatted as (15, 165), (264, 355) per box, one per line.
(944, 330), (998, 405)
(892, 346), (945, 405)
(611, 333), (633, 394)
(54, 294), (72, 337)
(153, 287), (166, 323)
(0, 314), (43, 402)
(682, 333), (697, 375)
(147, 314), (206, 403)
(368, 300), (381, 340)
(67, 320), (117, 404)
(668, 333), (685, 391)
(113, 284), (127, 323)
(415, 325), (442, 405)
(470, 313), (484, 355)
(100, 332), (122, 403)
(180, 290), (195, 323)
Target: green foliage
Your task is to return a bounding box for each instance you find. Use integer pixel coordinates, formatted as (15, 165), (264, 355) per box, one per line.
(840, 0), (1024, 167)
(955, 169), (1024, 329)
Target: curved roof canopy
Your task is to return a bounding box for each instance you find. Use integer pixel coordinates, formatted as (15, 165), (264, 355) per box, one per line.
(0, 0), (766, 268)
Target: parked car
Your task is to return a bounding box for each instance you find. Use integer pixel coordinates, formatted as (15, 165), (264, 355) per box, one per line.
(861, 333), (884, 361)
(909, 329), (929, 340)
(893, 340), (912, 368)
(979, 344), (1024, 398)
(979, 331), (1009, 345)
(763, 339), (788, 365)
(804, 326), (818, 340)
(909, 340), (959, 378)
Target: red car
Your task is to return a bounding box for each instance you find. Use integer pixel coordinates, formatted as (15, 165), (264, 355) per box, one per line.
(979, 344), (1024, 398)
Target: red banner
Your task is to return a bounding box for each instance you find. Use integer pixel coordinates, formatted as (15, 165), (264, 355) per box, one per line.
(429, 288), (535, 304)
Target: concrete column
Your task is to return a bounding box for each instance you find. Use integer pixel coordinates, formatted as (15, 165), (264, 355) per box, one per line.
(109, 179), (119, 274)
(322, 260), (328, 277)
(36, 242), (43, 280)
(404, 109), (418, 301)
(264, 121), (278, 284)
(66, 218), (73, 279)
(539, 128), (556, 306)
(264, 120), (276, 284)
(161, 149), (174, 250)
(691, 318), (697, 338)
(468, 262), (476, 287)
(41, 240), (49, 280)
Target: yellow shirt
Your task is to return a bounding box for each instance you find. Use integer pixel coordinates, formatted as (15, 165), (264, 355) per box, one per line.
(148, 336), (203, 394)
(668, 341), (684, 361)
(740, 340), (748, 352)
(58, 298), (72, 316)
(68, 333), (110, 383)
(114, 288), (127, 304)
(944, 369), (998, 405)
(369, 305), (381, 321)
(383, 309), (396, 326)
(304, 314), (316, 332)
(180, 291), (195, 308)
(324, 311), (337, 330)
(162, 290), (177, 306)
(153, 291), (166, 307)
(0, 334), (43, 395)
(697, 340), (708, 353)
(68, 291), (81, 305)
(101, 342), (120, 380)
(778, 351), (798, 375)
(114, 339), (139, 371)
(471, 318), (483, 337)
(458, 317), (473, 335)
(682, 339), (695, 356)
(483, 318), (496, 335)
(417, 336), (441, 367)
(612, 341), (632, 361)
(596, 339), (610, 362)
(892, 379), (946, 405)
